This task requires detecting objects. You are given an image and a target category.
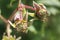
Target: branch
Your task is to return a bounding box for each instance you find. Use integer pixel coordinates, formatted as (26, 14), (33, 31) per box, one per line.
(0, 15), (8, 24)
(24, 5), (36, 11)
(6, 23), (11, 37)
(25, 11), (28, 21)
(8, 8), (18, 21)
(0, 15), (11, 38)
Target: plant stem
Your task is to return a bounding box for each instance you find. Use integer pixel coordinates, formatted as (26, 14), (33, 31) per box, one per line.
(24, 5), (36, 11)
(0, 15), (11, 38)
(0, 15), (8, 24)
(6, 24), (11, 37)
(8, 8), (18, 21)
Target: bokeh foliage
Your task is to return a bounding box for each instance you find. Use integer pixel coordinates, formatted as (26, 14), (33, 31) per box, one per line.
(0, 0), (60, 40)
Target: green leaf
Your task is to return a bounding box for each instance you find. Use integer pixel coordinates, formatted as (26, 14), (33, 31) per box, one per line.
(28, 25), (37, 34)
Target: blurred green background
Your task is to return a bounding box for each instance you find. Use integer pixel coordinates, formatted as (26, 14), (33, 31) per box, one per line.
(0, 0), (60, 40)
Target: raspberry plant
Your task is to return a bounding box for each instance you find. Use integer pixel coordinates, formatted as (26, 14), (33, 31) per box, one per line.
(0, 0), (48, 40)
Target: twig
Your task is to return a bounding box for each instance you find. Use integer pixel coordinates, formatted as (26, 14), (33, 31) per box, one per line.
(0, 9), (11, 38)
(0, 15), (8, 24)
(6, 24), (11, 37)
(24, 5), (36, 11)
(25, 11), (28, 21)
(0, 15), (11, 38)
(0, 9), (8, 23)
(19, 0), (21, 4)
(0, 9), (1, 15)
(8, 8), (18, 21)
